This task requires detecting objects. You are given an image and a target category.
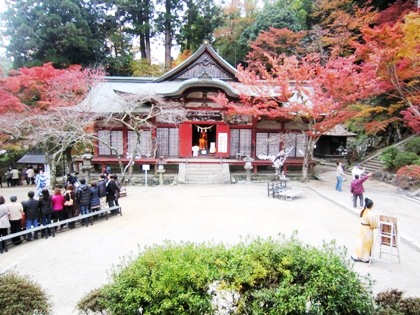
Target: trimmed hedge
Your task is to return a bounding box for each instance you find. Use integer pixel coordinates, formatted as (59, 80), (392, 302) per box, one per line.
(78, 236), (375, 315)
(0, 272), (51, 315)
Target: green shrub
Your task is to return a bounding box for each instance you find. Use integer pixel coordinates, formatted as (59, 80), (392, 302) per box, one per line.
(77, 287), (109, 315)
(78, 236), (375, 315)
(0, 272), (51, 315)
(404, 136), (420, 154)
(380, 147), (400, 169)
(374, 289), (420, 315)
(393, 152), (418, 169)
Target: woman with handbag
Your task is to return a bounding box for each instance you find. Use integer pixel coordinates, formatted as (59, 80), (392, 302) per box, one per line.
(64, 184), (77, 229)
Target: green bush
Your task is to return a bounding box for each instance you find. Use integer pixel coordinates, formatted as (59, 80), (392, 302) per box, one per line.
(0, 272), (51, 315)
(374, 289), (420, 315)
(78, 236), (375, 315)
(393, 152), (418, 169)
(404, 136), (420, 155)
(380, 147), (400, 169)
(77, 287), (110, 315)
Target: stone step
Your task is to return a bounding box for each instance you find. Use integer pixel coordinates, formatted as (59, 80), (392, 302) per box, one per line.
(184, 163), (225, 184)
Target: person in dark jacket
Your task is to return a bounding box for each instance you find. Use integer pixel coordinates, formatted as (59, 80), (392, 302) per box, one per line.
(77, 178), (91, 226)
(97, 175), (107, 208)
(89, 181), (101, 211)
(22, 191), (40, 241)
(39, 188), (52, 237)
(106, 174), (120, 213)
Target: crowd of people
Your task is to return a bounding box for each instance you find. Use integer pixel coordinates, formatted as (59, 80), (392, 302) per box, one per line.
(1, 166), (41, 188)
(0, 173), (122, 247)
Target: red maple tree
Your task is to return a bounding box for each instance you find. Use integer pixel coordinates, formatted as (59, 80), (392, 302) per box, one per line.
(214, 53), (384, 181)
(355, 8), (420, 133)
(0, 63), (104, 184)
(0, 63), (104, 113)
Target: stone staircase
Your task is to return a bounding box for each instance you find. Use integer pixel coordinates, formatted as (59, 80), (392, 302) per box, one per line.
(178, 163), (231, 184)
(362, 136), (415, 174)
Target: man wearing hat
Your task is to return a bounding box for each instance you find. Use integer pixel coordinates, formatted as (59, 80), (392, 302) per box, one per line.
(351, 163), (365, 180)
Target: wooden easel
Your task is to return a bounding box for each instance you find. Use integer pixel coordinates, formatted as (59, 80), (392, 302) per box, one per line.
(369, 215), (401, 271)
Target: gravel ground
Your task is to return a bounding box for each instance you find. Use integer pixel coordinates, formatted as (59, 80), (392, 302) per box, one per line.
(0, 166), (419, 314)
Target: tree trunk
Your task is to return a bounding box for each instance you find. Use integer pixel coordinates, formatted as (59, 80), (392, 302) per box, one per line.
(302, 135), (315, 182)
(164, 0), (172, 70)
(46, 153), (57, 188)
(145, 30), (151, 63)
(139, 32), (147, 60)
(65, 147), (73, 174)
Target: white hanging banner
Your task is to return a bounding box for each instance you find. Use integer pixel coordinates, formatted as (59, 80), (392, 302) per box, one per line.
(218, 133), (228, 153)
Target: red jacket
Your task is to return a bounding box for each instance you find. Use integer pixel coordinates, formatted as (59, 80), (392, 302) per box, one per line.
(350, 176), (369, 195)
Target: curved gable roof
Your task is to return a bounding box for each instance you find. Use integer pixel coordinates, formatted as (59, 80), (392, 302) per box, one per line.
(154, 42), (238, 83)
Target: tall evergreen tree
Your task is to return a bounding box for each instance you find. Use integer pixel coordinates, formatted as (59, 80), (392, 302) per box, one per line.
(156, 0), (184, 70)
(2, 0), (106, 68)
(115, 0), (154, 63)
(177, 0), (222, 52)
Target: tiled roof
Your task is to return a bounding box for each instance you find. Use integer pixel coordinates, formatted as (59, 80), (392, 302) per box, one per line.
(17, 153), (46, 164)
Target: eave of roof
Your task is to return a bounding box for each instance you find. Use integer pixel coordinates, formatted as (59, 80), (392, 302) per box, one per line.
(17, 153), (46, 164)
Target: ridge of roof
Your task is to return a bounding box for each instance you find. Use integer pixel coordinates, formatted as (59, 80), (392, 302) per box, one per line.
(154, 42), (237, 83)
(105, 76), (156, 83)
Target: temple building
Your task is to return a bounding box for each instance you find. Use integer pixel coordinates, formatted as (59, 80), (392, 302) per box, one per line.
(79, 43), (349, 179)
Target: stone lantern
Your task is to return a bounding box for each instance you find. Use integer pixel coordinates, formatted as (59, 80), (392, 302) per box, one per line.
(243, 155), (254, 183)
(157, 156), (166, 185)
(81, 149), (93, 182)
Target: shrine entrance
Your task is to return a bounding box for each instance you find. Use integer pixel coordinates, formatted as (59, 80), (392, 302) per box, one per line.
(192, 124), (216, 156)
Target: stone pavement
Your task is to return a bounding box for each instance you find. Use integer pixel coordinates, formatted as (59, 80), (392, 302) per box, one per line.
(0, 166), (419, 315)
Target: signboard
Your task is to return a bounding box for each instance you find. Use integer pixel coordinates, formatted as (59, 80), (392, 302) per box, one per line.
(142, 164), (150, 171)
(379, 215), (398, 247)
(218, 132), (228, 153)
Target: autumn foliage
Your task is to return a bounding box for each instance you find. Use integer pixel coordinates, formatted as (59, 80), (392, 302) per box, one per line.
(0, 63), (104, 114)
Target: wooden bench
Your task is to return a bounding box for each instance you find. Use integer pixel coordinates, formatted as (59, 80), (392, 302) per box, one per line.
(278, 189), (303, 201)
(0, 205), (121, 254)
(267, 180), (288, 198)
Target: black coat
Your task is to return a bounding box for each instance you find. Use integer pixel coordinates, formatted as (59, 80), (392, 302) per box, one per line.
(106, 180), (119, 201)
(39, 196), (52, 215)
(22, 198), (40, 220)
(97, 179), (107, 198)
(77, 185), (91, 206)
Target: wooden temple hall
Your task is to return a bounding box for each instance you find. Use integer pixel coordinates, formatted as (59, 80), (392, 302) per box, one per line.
(78, 43), (349, 182)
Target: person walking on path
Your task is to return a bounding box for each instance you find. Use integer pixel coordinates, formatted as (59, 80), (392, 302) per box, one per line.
(335, 161), (346, 191)
(35, 170), (48, 196)
(5, 168), (12, 187)
(21, 191), (40, 241)
(25, 166), (35, 185)
(10, 167), (20, 186)
(351, 198), (378, 263)
(6, 196), (24, 245)
(0, 196), (11, 250)
(350, 173), (372, 208)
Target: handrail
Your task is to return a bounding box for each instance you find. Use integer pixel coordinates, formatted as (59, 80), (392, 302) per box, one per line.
(0, 206), (121, 253)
